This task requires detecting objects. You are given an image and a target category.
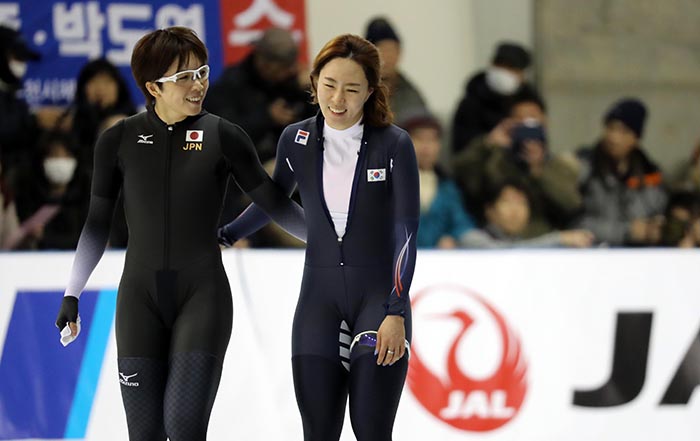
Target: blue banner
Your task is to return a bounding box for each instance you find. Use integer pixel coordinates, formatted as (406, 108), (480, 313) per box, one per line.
(3, 0), (224, 107)
(0, 289), (117, 439)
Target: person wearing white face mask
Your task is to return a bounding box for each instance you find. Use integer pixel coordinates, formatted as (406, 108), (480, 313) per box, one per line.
(451, 41), (540, 154)
(9, 132), (91, 250)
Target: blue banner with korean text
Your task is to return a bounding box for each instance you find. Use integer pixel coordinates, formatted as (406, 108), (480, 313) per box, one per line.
(1, 0), (308, 108)
(2, 0), (221, 107)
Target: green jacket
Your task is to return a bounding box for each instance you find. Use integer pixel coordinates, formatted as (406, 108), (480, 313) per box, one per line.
(452, 135), (582, 237)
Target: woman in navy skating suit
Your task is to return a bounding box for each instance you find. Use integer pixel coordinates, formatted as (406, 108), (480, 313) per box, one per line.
(220, 34), (420, 440)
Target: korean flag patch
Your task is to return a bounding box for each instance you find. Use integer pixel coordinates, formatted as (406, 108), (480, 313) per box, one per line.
(186, 130), (203, 142)
(367, 168), (386, 182)
(295, 129), (309, 145)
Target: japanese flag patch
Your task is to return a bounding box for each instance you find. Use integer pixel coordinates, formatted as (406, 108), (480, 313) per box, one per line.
(367, 168), (386, 182)
(186, 130), (203, 142)
(295, 129), (309, 145)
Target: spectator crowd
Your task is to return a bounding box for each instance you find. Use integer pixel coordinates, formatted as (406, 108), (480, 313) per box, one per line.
(2, 19), (699, 251)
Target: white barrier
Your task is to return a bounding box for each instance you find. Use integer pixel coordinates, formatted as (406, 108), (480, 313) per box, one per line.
(0, 249), (698, 440)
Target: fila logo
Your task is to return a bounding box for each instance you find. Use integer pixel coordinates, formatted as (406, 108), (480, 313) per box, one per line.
(119, 372), (139, 387)
(367, 168), (386, 182)
(184, 130), (204, 151)
(295, 129), (309, 145)
(137, 134), (154, 144)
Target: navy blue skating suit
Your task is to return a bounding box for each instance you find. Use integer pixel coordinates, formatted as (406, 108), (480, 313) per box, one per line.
(220, 113), (420, 441)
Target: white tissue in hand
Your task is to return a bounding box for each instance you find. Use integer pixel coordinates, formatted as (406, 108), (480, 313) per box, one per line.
(60, 315), (81, 347)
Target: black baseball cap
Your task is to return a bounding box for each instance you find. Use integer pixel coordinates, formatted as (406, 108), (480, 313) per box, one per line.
(0, 26), (41, 61)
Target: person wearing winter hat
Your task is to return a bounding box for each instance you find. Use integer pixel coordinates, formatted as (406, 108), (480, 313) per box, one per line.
(451, 40), (541, 154)
(604, 97), (647, 137)
(364, 16), (427, 124)
(575, 97), (668, 246)
(0, 26), (42, 174)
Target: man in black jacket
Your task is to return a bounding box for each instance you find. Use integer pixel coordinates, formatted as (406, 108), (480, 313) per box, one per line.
(451, 41), (540, 154)
(204, 27), (315, 163)
(0, 26), (41, 174)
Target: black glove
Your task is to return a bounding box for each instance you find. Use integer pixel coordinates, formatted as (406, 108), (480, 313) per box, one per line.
(217, 226), (234, 247)
(55, 296), (79, 330)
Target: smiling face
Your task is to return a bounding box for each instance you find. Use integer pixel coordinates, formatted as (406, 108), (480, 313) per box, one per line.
(149, 54), (208, 125)
(316, 57), (373, 130)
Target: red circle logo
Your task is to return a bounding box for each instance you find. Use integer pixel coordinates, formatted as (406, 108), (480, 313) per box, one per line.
(408, 285), (528, 432)
(189, 131), (199, 140)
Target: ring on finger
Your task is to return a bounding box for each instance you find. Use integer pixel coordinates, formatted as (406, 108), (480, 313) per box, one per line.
(387, 349), (395, 354)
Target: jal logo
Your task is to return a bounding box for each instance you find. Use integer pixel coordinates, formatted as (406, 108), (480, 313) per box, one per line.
(573, 312), (700, 407)
(408, 285), (527, 432)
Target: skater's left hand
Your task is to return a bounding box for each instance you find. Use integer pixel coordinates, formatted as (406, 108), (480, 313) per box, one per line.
(375, 315), (406, 366)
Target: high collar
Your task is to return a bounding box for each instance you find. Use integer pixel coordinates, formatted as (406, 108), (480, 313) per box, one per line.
(146, 103), (207, 129)
(323, 118), (363, 140)
(313, 110), (372, 148)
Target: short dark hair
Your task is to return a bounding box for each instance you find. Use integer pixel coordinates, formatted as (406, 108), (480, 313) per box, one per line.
(483, 178), (530, 207)
(492, 42), (531, 70)
(399, 110), (442, 135)
(310, 34), (393, 128)
(364, 17), (400, 45)
(509, 88), (547, 114)
(131, 27), (208, 107)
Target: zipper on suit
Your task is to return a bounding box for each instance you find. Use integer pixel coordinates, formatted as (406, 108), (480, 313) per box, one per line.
(163, 125), (173, 269)
(343, 136), (368, 241)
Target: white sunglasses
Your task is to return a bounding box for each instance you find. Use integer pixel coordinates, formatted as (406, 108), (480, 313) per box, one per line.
(155, 64), (210, 85)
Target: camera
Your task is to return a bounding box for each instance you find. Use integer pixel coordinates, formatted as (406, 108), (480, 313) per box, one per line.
(510, 119), (546, 152)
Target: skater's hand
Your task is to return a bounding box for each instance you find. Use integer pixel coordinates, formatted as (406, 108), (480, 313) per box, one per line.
(56, 296), (79, 336)
(375, 315), (406, 366)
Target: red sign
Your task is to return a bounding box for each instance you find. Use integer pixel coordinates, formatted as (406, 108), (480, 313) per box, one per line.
(219, 0), (308, 65)
(408, 285), (528, 431)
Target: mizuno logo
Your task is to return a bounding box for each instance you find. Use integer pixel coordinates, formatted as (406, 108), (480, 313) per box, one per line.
(137, 134), (154, 144)
(119, 372), (139, 387)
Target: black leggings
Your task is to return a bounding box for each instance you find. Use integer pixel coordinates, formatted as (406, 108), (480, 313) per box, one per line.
(292, 349), (409, 441)
(115, 255), (233, 441)
(291, 264), (412, 441)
